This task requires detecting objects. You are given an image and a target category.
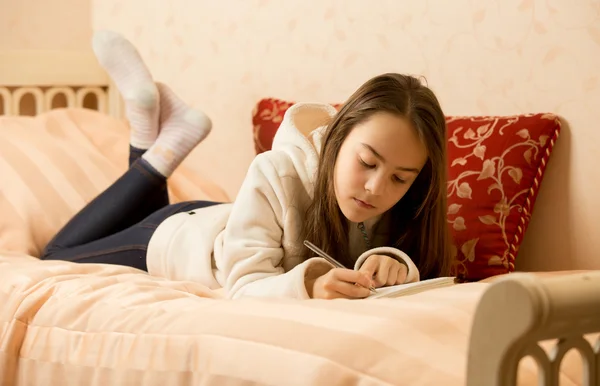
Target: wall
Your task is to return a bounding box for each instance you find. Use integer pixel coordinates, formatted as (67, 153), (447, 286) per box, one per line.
(0, 0), (92, 50)
(0, 0), (92, 115)
(91, 0), (600, 271)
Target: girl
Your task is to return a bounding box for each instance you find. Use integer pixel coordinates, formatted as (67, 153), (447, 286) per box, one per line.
(42, 31), (453, 300)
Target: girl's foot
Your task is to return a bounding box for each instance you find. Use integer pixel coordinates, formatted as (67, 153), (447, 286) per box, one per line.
(142, 83), (212, 177)
(92, 30), (159, 150)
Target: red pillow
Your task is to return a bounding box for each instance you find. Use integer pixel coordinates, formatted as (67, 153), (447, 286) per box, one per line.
(252, 98), (561, 281)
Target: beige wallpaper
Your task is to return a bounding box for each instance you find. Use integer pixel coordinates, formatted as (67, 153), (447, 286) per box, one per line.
(91, 0), (597, 271)
(0, 0), (91, 50)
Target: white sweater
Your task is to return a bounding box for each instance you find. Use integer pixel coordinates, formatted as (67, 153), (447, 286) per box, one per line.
(146, 103), (420, 299)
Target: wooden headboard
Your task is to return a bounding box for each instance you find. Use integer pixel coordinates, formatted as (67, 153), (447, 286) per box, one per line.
(0, 50), (122, 117)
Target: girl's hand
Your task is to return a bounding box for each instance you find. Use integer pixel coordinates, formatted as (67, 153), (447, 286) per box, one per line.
(307, 268), (372, 299)
(359, 254), (408, 288)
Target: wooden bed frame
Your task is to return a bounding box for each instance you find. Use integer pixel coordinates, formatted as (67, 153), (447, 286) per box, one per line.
(1, 50), (599, 386)
(0, 50), (122, 117)
(468, 271), (599, 385)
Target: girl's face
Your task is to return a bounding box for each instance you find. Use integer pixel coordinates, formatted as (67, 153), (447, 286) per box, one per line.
(333, 112), (428, 223)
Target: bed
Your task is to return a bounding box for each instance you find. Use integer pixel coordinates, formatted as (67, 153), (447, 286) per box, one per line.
(0, 50), (599, 386)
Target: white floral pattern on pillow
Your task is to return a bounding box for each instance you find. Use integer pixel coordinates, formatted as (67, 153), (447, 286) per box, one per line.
(446, 114), (560, 279)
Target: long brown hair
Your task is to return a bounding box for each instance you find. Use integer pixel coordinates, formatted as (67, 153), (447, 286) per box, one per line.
(302, 73), (453, 279)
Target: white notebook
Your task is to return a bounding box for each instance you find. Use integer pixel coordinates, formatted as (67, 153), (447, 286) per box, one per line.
(367, 276), (457, 299)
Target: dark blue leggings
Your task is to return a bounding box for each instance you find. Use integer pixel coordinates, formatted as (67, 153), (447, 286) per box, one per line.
(40, 147), (220, 271)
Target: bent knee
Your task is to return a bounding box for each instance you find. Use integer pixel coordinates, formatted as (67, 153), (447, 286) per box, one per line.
(39, 244), (62, 260)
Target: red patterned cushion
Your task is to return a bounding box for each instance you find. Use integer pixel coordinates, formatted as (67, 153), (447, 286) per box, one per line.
(252, 98), (560, 281)
(253, 99), (296, 154)
(253, 98), (343, 154)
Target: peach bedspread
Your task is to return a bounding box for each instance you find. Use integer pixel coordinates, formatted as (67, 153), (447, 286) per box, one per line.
(0, 108), (229, 258)
(0, 253), (587, 385)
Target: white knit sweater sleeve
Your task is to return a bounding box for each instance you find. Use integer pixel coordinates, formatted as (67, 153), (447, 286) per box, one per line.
(353, 247), (420, 283)
(218, 153), (333, 299)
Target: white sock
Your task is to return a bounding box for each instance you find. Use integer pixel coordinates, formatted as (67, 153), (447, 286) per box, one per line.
(142, 83), (212, 177)
(92, 30), (159, 149)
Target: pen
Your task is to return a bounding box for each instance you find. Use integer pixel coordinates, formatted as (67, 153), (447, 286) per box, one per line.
(303, 240), (377, 293)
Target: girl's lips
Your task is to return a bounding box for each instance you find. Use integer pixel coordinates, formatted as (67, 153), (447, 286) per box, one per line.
(354, 198), (375, 209)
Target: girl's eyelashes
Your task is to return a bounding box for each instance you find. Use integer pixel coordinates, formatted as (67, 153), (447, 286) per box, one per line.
(360, 157), (407, 184)
(358, 157), (375, 168)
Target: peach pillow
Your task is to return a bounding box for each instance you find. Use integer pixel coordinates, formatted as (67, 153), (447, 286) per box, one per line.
(0, 108), (229, 257)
